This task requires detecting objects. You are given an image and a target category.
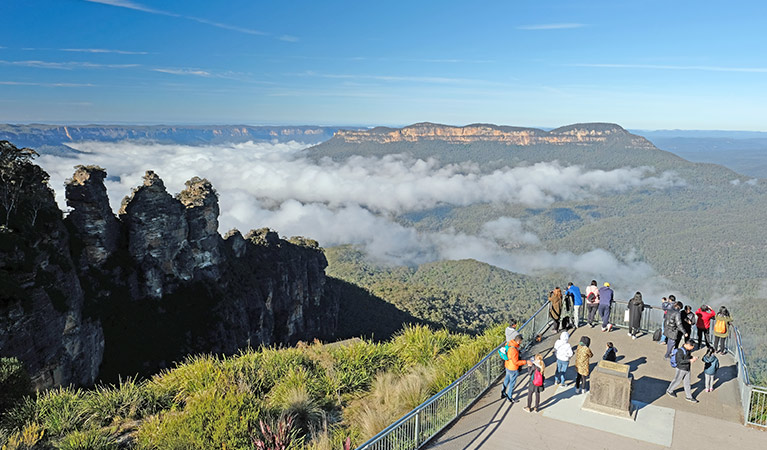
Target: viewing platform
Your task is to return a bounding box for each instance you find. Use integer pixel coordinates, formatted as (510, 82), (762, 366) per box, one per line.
(357, 302), (766, 450)
(426, 323), (764, 449)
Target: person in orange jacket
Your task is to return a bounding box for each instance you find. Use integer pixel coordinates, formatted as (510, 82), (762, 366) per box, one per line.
(501, 335), (531, 403)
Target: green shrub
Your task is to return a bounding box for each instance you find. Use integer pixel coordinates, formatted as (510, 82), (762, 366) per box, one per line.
(82, 377), (146, 427)
(135, 387), (261, 450)
(145, 354), (223, 407)
(0, 358), (31, 413)
(391, 325), (465, 368)
(56, 429), (117, 450)
(329, 341), (399, 395)
(267, 368), (326, 436)
(0, 422), (44, 450)
(34, 387), (87, 437)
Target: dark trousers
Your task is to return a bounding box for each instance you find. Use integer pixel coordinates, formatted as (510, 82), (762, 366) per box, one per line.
(714, 335), (727, 353)
(526, 385), (540, 410)
(575, 373), (588, 390)
(697, 327), (710, 348)
(598, 303), (611, 328)
(665, 336), (677, 358)
(551, 317), (560, 332)
(587, 304), (598, 325)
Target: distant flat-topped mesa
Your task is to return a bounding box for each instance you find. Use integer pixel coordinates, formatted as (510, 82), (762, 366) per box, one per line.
(332, 122), (653, 147)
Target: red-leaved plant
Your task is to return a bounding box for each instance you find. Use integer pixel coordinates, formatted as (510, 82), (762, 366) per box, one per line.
(251, 415), (295, 450)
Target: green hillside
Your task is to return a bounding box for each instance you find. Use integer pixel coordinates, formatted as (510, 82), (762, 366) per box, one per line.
(0, 325), (504, 450)
(314, 124), (767, 380)
(325, 246), (561, 334)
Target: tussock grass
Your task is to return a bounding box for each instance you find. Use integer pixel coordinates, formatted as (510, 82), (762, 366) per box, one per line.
(82, 377), (146, 427)
(391, 325), (464, 368)
(0, 324), (503, 450)
(34, 387), (87, 437)
(56, 429), (117, 450)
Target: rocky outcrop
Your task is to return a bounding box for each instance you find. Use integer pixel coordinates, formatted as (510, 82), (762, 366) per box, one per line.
(2, 144), (341, 386)
(65, 166), (121, 269)
(118, 172), (191, 298)
(1, 144), (103, 389)
(333, 122), (656, 148)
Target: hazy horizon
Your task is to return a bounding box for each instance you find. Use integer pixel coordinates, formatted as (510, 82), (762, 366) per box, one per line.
(2, 1), (766, 130)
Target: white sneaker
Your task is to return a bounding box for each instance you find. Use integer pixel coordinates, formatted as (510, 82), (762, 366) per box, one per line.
(632, 335), (637, 340)
(607, 324), (613, 331)
(575, 388), (581, 394)
(628, 332), (632, 337)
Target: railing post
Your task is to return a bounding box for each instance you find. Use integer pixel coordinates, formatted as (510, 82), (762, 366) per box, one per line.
(455, 383), (460, 415)
(414, 411), (420, 446)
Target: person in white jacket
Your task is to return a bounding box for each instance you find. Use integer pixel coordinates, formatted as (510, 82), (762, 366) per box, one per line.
(553, 331), (574, 385)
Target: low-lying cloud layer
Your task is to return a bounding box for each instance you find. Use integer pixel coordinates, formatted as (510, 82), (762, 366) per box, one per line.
(38, 140), (681, 301)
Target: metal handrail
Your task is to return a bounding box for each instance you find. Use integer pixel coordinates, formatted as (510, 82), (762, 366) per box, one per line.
(357, 297), (766, 450)
(577, 300), (766, 427)
(355, 300), (552, 450)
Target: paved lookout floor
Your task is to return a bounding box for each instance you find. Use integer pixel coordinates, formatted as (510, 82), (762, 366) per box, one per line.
(426, 320), (766, 450)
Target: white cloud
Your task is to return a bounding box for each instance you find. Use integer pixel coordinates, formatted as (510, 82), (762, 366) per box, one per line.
(61, 48), (149, 55)
(84, 0), (274, 38)
(480, 217), (540, 246)
(36, 141), (681, 301)
(570, 63), (767, 73)
(152, 68), (212, 77)
(43, 141), (682, 216)
(0, 60), (140, 70)
(0, 81), (95, 87)
(517, 23), (586, 30)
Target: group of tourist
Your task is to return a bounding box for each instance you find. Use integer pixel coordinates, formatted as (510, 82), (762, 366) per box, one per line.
(501, 282), (735, 412)
(548, 281), (616, 334)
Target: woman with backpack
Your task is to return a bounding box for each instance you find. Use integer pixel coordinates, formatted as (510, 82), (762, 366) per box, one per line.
(585, 280), (600, 327)
(524, 353), (545, 413)
(712, 307), (733, 354)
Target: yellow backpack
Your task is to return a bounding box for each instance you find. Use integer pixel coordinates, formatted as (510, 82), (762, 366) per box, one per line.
(714, 318), (727, 334)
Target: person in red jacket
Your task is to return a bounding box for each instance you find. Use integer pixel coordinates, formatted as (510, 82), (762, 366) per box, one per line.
(695, 305), (716, 349)
(501, 335), (530, 404)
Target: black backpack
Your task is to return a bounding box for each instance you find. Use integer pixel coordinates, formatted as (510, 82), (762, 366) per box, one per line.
(652, 328), (662, 341)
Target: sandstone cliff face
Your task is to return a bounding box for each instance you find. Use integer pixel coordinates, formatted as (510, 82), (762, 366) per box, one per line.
(0, 149), (103, 390)
(65, 166), (121, 270)
(66, 169), (339, 379)
(1, 146), (340, 386)
(333, 122), (656, 148)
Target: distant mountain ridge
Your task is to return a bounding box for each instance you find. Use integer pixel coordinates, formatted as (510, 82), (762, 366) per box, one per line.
(0, 124), (344, 155)
(332, 122), (654, 148)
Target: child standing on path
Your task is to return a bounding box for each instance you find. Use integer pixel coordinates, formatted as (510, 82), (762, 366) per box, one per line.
(703, 347), (720, 392)
(524, 354), (545, 413)
(575, 336), (593, 394)
(553, 331), (573, 385)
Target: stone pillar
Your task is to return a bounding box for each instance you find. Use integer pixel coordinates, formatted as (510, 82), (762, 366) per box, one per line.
(582, 360), (634, 419)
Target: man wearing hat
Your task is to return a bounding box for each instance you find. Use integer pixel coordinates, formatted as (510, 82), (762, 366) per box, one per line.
(598, 282), (614, 331)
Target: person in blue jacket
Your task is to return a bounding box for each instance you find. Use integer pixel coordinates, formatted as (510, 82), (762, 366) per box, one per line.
(567, 282), (582, 328)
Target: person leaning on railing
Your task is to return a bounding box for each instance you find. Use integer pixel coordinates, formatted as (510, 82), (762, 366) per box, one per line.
(712, 306), (734, 354)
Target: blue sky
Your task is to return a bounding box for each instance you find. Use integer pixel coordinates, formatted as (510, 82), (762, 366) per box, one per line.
(1, 0), (766, 129)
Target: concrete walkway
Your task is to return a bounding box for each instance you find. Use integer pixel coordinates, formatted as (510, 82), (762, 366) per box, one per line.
(426, 321), (766, 449)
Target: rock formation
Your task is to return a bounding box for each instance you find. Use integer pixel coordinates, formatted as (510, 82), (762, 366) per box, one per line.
(332, 122), (655, 148)
(1, 143), (340, 387)
(1, 147), (104, 390)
